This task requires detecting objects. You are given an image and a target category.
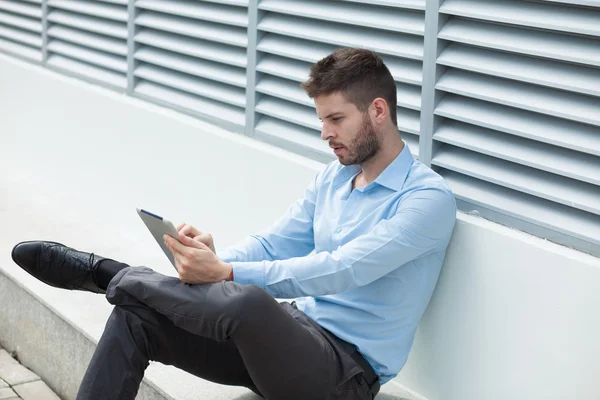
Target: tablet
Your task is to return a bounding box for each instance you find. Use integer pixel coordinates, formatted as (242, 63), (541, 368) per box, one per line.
(137, 208), (180, 269)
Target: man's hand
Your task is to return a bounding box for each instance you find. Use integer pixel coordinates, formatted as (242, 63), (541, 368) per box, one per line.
(164, 233), (232, 284)
(176, 223), (216, 254)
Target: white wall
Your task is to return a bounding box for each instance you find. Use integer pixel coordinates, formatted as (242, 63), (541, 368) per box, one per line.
(2, 55), (600, 400)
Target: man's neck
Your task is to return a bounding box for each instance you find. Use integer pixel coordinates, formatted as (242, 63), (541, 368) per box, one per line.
(356, 132), (405, 188)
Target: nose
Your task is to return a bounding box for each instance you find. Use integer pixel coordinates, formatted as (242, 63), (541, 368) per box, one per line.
(321, 122), (335, 141)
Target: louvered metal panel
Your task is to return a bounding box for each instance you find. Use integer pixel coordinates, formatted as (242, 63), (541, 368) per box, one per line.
(434, 0), (600, 253)
(1, 0), (597, 256)
(133, 0), (248, 133)
(444, 171), (600, 255)
(46, 0), (128, 89)
(255, 0), (425, 161)
(0, 0), (42, 61)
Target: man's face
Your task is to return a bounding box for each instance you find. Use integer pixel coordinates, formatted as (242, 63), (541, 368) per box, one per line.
(315, 92), (380, 166)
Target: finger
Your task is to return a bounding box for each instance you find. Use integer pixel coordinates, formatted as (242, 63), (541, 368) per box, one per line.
(180, 225), (198, 238)
(195, 232), (212, 243)
(176, 222), (185, 232)
(179, 232), (209, 250)
(164, 234), (185, 255)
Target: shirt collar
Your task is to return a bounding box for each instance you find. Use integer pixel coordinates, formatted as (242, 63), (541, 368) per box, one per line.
(372, 141), (413, 192)
(333, 141), (414, 192)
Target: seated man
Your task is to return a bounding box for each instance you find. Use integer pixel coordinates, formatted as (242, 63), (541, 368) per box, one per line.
(11, 48), (456, 400)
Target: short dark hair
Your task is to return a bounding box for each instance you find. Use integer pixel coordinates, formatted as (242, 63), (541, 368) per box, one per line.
(301, 48), (397, 125)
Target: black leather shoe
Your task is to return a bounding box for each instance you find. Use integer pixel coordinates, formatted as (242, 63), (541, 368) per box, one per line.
(11, 241), (108, 294)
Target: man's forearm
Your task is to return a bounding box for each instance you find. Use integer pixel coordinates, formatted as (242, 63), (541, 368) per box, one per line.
(217, 235), (274, 264)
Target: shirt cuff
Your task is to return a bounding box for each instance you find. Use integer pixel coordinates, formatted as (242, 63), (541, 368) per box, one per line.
(231, 261), (266, 289)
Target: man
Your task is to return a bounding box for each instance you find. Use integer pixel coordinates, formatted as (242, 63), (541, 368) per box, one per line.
(11, 48), (456, 400)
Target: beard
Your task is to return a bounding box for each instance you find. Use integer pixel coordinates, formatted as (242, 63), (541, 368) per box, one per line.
(338, 114), (380, 166)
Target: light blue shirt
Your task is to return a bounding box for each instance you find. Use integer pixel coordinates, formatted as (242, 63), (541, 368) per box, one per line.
(219, 143), (457, 384)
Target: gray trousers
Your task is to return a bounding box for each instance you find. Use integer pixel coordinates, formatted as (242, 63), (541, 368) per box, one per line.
(75, 267), (380, 400)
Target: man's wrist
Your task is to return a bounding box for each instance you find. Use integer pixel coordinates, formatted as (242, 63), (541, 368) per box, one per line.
(223, 262), (234, 282)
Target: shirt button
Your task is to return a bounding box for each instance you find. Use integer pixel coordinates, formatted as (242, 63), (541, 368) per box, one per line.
(335, 227), (342, 233)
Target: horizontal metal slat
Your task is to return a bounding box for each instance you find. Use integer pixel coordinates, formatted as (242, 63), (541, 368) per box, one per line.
(0, 23), (41, 47)
(437, 44), (600, 97)
(258, 13), (423, 60)
(256, 96), (320, 131)
(46, 53), (126, 87)
(434, 147), (600, 215)
(436, 69), (600, 127)
(97, 0), (128, 4)
(257, 33), (333, 62)
(134, 64), (246, 107)
(440, 0), (600, 37)
(256, 75), (313, 107)
(257, 34), (422, 85)
(435, 95), (600, 157)
(0, 0), (41, 18)
(47, 39), (127, 72)
(397, 83), (421, 111)
(542, 0), (600, 7)
(0, 11), (40, 33)
(136, 0), (248, 27)
(48, 0), (128, 22)
(438, 18), (600, 67)
(134, 80), (246, 126)
(441, 170), (600, 250)
(387, 57), (423, 86)
(135, 29), (246, 67)
(0, 36), (41, 60)
(47, 25), (127, 56)
(47, 10), (127, 39)
(343, 0), (425, 10)
(136, 11), (247, 47)
(199, 0), (247, 6)
(255, 115), (332, 162)
(259, 0), (424, 35)
(397, 107), (420, 136)
(434, 120), (600, 186)
(134, 46), (246, 87)
(256, 54), (311, 82)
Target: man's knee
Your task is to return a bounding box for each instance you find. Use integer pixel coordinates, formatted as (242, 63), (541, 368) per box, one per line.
(106, 305), (159, 346)
(224, 284), (274, 320)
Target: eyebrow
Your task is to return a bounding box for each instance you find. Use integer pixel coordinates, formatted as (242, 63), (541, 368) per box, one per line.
(319, 112), (343, 121)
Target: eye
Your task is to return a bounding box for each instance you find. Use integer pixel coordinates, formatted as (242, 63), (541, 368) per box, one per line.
(332, 117), (342, 122)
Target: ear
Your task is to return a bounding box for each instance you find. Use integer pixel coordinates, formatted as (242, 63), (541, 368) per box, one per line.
(370, 98), (389, 125)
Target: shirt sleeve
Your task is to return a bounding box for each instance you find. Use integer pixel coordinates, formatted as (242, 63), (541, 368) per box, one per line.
(217, 170), (321, 264)
(232, 187), (457, 298)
